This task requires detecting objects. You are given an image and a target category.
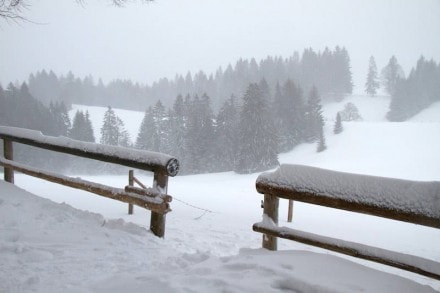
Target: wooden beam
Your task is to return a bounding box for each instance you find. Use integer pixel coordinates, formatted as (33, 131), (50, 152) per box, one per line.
(124, 185), (172, 203)
(253, 224), (440, 280)
(0, 127), (179, 176)
(256, 182), (440, 229)
(133, 176), (147, 189)
(0, 158), (169, 214)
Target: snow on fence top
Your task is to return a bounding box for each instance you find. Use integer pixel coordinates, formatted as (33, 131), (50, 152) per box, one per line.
(256, 164), (440, 226)
(0, 126), (179, 176)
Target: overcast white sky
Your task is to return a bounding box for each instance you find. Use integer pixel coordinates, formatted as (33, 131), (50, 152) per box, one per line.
(1, 0), (439, 94)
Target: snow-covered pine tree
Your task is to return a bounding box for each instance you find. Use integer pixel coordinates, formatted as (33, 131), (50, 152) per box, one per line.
(235, 83), (279, 174)
(381, 55), (405, 96)
(333, 112), (343, 134)
(84, 111), (95, 142)
(152, 100), (170, 153)
(116, 117), (131, 147)
(365, 56), (380, 96)
(317, 127), (327, 153)
(168, 95), (186, 162)
(100, 106), (120, 146)
(136, 107), (159, 151)
(215, 95), (239, 172)
(304, 86), (324, 143)
(70, 110), (95, 142)
(184, 94), (215, 174)
(272, 79), (305, 152)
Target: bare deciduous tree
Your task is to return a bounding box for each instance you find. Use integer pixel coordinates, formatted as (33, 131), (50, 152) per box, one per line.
(0, 0), (153, 22)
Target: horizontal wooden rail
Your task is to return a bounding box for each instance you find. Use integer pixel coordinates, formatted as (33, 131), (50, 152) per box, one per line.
(253, 223), (440, 280)
(254, 164), (440, 280)
(0, 158), (170, 214)
(0, 126), (179, 176)
(256, 165), (440, 229)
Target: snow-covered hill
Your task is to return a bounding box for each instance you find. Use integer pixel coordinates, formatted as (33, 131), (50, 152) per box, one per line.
(1, 96), (440, 292)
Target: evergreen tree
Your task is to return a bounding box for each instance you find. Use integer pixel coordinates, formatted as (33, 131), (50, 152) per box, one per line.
(100, 106), (120, 146)
(70, 110), (95, 142)
(387, 57), (440, 121)
(304, 86), (324, 143)
(152, 100), (170, 153)
(168, 95), (186, 161)
(365, 56), (380, 96)
(333, 112), (343, 134)
(136, 107), (159, 151)
(84, 111), (95, 142)
(381, 55), (405, 96)
(117, 117), (131, 147)
(316, 128), (327, 153)
(235, 83), (279, 174)
(215, 95), (239, 172)
(272, 79), (305, 152)
(184, 94), (216, 173)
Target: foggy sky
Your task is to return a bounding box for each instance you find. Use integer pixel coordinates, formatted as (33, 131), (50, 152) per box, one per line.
(1, 0), (439, 94)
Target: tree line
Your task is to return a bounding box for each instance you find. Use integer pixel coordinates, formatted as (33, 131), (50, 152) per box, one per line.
(96, 79), (327, 174)
(24, 47), (352, 112)
(0, 78), (327, 174)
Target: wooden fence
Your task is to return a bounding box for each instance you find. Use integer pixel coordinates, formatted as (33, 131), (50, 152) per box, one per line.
(253, 164), (440, 280)
(0, 126), (179, 237)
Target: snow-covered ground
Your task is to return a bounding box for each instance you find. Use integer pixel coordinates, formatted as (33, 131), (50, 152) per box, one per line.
(1, 97), (440, 292)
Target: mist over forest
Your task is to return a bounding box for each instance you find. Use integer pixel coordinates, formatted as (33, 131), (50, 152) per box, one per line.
(1, 49), (439, 174)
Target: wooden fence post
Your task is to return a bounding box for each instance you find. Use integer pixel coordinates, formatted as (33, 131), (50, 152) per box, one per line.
(150, 171), (168, 238)
(128, 170), (134, 215)
(263, 194), (279, 250)
(287, 199), (294, 222)
(3, 139), (14, 183)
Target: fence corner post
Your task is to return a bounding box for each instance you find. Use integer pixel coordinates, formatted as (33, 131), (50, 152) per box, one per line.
(263, 193), (279, 250)
(3, 139), (14, 183)
(151, 171), (168, 238)
(128, 170), (134, 215)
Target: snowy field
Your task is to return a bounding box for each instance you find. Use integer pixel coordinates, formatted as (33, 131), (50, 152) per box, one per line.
(1, 96), (440, 292)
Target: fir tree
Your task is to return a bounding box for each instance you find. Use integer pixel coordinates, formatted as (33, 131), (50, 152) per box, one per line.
(136, 107), (159, 151)
(69, 110), (95, 142)
(381, 55), (405, 96)
(215, 95), (239, 171)
(316, 128), (327, 153)
(100, 106), (120, 146)
(365, 56), (380, 96)
(168, 95), (186, 162)
(235, 83), (279, 174)
(304, 86), (324, 143)
(333, 112), (343, 134)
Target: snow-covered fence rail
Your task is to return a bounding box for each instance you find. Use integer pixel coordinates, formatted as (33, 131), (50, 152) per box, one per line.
(253, 164), (440, 280)
(0, 126), (180, 237)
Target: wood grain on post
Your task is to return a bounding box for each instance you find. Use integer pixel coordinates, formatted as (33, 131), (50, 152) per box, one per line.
(262, 193), (279, 251)
(3, 139), (14, 183)
(128, 170), (134, 215)
(150, 172), (168, 238)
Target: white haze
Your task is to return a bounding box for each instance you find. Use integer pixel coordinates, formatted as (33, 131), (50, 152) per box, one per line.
(1, 0), (440, 94)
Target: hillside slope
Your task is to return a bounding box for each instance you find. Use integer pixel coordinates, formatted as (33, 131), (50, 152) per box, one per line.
(2, 95), (439, 292)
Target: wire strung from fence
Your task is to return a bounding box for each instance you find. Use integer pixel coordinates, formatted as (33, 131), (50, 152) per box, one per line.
(172, 196), (214, 220)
